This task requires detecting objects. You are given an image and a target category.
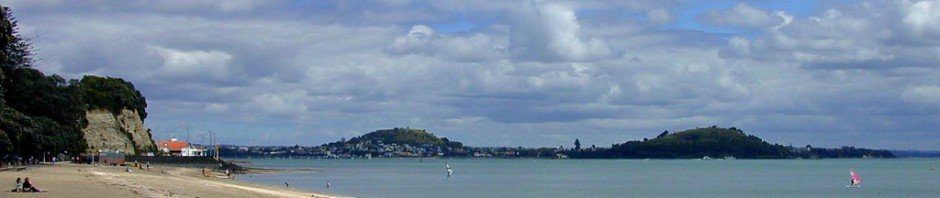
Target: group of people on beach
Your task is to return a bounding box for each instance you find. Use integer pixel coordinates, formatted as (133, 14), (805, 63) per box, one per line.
(10, 177), (42, 193)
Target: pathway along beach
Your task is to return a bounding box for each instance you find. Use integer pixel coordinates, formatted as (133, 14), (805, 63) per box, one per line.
(0, 163), (342, 198)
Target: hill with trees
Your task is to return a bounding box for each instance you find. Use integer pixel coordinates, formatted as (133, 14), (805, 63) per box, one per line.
(0, 6), (152, 163)
(347, 128), (445, 146)
(323, 127), (464, 149)
(313, 128), (466, 157)
(568, 126), (894, 159)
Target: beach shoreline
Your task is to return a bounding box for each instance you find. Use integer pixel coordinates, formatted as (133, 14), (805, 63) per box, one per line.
(0, 163), (344, 198)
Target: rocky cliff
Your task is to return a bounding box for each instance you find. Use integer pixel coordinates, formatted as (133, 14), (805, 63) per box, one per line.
(81, 108), (156, 155)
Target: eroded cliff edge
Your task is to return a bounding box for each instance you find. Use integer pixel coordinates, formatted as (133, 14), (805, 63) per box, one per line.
(82, 108), (156, 155)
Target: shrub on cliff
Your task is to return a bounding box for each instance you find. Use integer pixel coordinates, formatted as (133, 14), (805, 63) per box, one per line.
(79, 76), (148, 119)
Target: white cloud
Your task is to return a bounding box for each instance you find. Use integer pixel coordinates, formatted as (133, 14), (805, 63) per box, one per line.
(153, 46), (233, 79)
(902, 0), (940, 39)
(702, 3), (785, 29)
(509, 2), (611, 62)
(246, 90), (310, 116)
(388, 25), (505, 62)
(647, 9), (672, 24)
(902, 86), (940, 106)
(718, 1), (940, 70)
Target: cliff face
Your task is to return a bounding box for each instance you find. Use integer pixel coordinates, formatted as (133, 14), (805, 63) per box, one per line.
(81, 108), (155, 155)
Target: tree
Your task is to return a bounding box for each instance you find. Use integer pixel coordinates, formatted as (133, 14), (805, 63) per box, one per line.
(0, 6), (31, 70)
(574, 139), (581, 151)
(0, 5), (30, 98)
(656, 130), (669, 138)
(79, 76), (148, 119)
(1, 6), (34, 105)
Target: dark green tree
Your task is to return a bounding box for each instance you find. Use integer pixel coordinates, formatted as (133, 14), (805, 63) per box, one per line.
(574, 139), (581, 151)
(0, 6), (31, 100)
(79, 76), (148, 119)
(656, 130), (669, 138)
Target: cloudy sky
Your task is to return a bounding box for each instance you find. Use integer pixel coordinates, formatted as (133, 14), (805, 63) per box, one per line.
(3, 0), (939, 149)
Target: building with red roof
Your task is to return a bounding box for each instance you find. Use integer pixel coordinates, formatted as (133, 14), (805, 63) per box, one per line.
(156, 139), (206, 157)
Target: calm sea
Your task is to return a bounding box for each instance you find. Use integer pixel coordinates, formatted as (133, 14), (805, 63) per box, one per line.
(234, 158), (940, 198)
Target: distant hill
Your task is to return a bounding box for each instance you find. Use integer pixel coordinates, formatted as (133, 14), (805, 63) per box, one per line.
(570, 126), (895, 159)
(324, 127), (464, 148)
(348, 128), (444, 146)
(599, 127), (789, 159)
(890, 150), (940, 158)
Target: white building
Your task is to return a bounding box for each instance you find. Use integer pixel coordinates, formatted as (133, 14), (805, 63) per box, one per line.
(181, 146), (206, 157)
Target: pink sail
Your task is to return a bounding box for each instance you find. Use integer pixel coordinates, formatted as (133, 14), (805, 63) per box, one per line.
(850, 171), (862, 184)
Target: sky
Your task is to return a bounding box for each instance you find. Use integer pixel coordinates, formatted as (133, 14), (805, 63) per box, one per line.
(2, 0), (938, 149)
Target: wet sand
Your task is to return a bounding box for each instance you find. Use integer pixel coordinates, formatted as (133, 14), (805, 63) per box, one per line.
(0, 163), (345, 198)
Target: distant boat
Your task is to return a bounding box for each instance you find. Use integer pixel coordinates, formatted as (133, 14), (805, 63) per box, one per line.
(701, 156), (714, 160)
(445, 163), (453, 177)
(847, 170), (862, 188)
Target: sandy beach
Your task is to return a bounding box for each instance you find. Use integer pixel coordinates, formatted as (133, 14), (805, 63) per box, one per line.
(0, 163), (343, 198)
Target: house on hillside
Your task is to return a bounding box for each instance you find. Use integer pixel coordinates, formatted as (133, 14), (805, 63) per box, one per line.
(157, 139), (206, 157)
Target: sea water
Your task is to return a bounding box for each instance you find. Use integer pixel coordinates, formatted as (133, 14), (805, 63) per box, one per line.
(235, 158), (940, 198)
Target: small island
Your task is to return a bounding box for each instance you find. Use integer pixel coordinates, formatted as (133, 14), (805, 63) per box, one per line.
(568, 126), (894, 159)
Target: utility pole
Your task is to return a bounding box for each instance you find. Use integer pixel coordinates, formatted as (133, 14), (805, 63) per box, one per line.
(209, 130), (215, 159)
(215, 142), (220, 160)
(186, 127), (191, 144)
(211, 130), (220, 160)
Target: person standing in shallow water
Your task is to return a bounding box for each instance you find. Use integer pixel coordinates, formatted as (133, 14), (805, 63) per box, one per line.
(445, 163), (453, 177)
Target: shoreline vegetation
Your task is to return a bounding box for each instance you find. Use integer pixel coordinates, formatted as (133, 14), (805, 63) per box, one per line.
(0, 162), (342, 198)
(218, 126), (895, 160)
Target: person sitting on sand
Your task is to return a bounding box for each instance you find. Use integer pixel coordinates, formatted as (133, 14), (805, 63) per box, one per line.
(10, 177), (23, 192)
(22, 177), (41, 192)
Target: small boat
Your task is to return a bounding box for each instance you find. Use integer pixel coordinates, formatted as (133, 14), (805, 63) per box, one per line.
(846, 170), (862, 188)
